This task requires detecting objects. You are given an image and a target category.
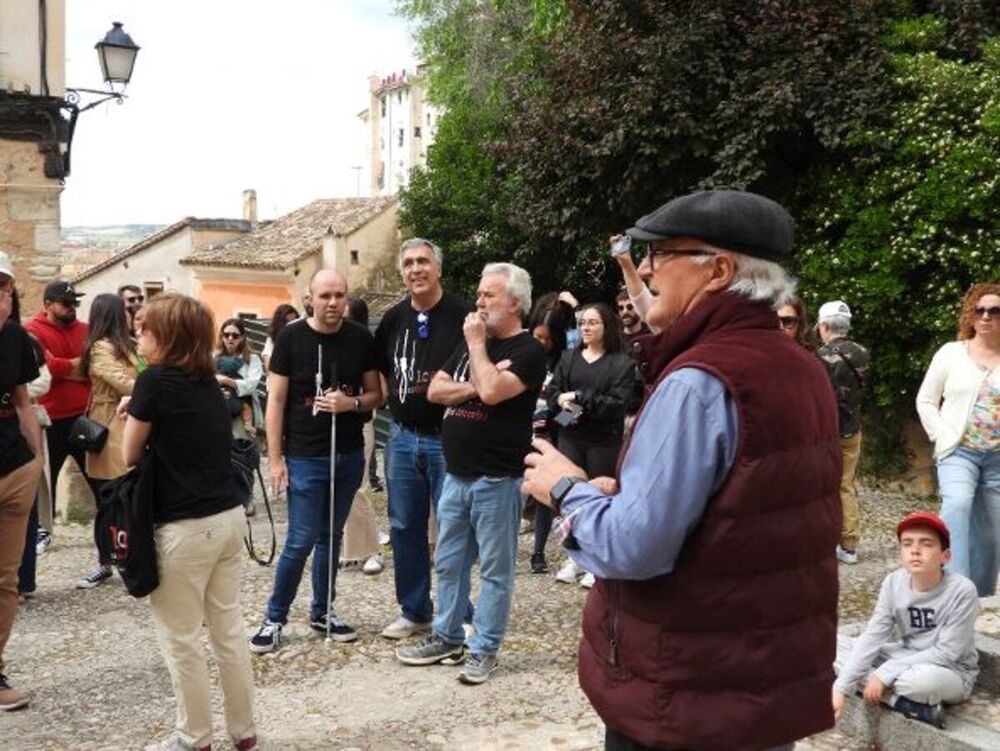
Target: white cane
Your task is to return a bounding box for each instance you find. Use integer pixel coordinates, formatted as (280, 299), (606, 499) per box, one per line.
(325, 361), (338, 645)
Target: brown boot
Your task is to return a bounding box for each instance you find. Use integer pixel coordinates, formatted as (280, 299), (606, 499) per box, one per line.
(0, 674), (29, 711)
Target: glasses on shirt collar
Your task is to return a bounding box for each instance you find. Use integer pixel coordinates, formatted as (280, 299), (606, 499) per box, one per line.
(416, 311), (430, 339)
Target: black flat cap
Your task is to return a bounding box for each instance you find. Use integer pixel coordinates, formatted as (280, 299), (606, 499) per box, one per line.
(626, 189), (795, 260)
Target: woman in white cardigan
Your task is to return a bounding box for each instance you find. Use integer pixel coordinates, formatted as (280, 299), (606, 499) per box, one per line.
(916, 283), (1000, 595)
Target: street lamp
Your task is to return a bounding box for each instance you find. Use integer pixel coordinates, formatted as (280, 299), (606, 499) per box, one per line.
(55, 22), (140, 177)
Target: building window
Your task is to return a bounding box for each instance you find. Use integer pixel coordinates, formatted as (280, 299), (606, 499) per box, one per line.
(144, 282), (164, 300)
(350, 250), (359, 265)
(397, 91), (402, 104)
(398, 128), (404, 147)
(414, 126), (422, 138)
(237, 311), (258, 320)
(380, 97), (386, 117)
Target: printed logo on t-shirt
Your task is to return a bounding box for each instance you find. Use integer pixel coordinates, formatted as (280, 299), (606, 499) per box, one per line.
(908, 607), (936, 629)
(392, 329), (434, 404)
(443, 352), (487, 423)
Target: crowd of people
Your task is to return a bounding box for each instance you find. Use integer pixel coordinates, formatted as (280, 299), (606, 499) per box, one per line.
(0, 187), (998, 750)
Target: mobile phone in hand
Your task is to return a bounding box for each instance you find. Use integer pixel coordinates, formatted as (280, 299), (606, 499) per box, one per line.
(611, 234), (632, 257)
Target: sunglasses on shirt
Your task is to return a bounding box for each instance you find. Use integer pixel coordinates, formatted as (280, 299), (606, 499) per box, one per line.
(416, 311), (430, 339)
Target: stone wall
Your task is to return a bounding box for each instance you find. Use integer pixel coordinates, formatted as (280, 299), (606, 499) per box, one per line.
(0, 139), (63, 312)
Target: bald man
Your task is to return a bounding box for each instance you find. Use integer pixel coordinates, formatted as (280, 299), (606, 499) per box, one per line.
(250, 270), (383, 652)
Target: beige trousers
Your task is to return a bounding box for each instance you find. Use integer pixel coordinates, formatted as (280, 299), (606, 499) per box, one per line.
(149, 505), (256, 747)
(341, 420), (379, 562)
(840, 432), (863, 550)
(0, 455), (43, 672)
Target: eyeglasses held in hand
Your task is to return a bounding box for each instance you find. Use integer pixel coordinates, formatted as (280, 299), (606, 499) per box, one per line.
(416, 311), (430, 339)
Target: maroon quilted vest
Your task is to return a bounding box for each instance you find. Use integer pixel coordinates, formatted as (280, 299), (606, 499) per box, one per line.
(579, 292), (842, 751)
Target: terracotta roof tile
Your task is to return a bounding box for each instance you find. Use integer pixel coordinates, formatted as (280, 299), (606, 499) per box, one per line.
(181, 196), (398, 270)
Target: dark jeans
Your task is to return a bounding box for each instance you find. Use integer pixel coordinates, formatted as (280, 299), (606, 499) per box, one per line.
(606, 728), (794, 751)
(91, 478), (110, 565)
(46, 415), (97, 516)
(534, 432), (620, 556)
(17, 502), (39, 594)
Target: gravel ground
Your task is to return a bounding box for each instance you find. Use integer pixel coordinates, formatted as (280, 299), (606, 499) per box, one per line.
(1, 477), (981, 750)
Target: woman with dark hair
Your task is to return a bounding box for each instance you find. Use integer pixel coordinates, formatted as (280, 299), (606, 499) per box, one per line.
(77, 293), (141, 589)
(262, 304), (299, 371)
(122, 294), (257, 751)
(917, 282), (1000, 596)
(546, 302), (640, 586)
(215, 318), (264, 440)
(776, 295), (815, 350)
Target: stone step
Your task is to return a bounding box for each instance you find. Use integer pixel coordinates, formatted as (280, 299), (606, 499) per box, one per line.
(835, 629), (1000, 750)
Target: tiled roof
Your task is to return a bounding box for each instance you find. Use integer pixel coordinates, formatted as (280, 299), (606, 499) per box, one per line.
(181, 196), (398, 271)
(71, 218), (251, 283)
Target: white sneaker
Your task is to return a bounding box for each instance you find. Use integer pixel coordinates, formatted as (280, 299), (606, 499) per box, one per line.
(836, 545), (858, 565)
(555, 559), (581, 584)
(381, 616), (432, 640)
(35, 531), (51, 556)
(378, 530), (390, 545)
(579, 572), (596, 589)
(362, 553), (384, 575)
(519, 518), (534, 535)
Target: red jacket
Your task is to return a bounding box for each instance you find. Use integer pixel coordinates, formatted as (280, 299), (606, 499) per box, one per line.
(24, 311), (90, 420)
(579, 293), (841, 750)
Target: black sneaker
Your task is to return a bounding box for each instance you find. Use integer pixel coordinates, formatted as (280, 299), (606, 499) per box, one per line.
(530, 552), (549, 574)
(249, 619), (283, 653)
(309, 612), (358, 642)
(76, 565), (113, 589)
(893, 697), (946, 729)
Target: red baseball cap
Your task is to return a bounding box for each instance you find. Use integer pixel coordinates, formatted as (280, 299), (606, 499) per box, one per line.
(896, 512), (950, 550)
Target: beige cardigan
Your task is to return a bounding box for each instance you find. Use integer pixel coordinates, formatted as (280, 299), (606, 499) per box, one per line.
(915, 340), (995, 460)
(85, 340), (138, 480)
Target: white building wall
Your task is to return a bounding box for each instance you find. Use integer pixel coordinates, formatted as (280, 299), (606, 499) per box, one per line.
(0, 0), (65, 95)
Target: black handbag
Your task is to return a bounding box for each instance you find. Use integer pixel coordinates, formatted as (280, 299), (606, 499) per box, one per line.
(68, 414), (109, 453)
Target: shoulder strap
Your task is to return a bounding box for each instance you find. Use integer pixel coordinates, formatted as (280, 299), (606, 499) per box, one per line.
(830, 343), (864, 387)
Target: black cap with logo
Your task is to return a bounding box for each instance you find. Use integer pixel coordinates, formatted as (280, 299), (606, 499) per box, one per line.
(43, 280), (86, 302)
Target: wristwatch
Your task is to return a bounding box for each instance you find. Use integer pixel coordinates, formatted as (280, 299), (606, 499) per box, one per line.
(354, 397), (362, 413)
(550, 475), (583, 516)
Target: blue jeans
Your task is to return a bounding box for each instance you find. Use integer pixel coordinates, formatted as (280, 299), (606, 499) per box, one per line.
(937, 446), (1000, 596)
(265, 451), (365, 623)
(432, 473), (523, 656)
(385, 423), (447, 623)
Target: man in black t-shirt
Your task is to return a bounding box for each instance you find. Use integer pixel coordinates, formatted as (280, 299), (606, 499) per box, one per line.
(373, 238), (470, 640)
(249, 269), (382, 653)
(0, 255), (43, 711)
(396, 262), (546, 685)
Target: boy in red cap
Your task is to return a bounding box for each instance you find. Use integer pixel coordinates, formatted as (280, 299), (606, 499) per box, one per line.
(832, 512), (980, 727)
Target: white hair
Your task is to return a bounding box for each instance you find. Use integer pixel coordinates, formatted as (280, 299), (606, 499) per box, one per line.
(820, 315), (851, 335)
(482, 262), (532, 317)
(398, 237), (443, 271)
(691, 251), (797, 307)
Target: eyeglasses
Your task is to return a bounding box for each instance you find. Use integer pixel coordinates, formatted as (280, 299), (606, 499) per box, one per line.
(974, 305), (1000, 320)
(222, 331), (242, 340)
(617, 303), (634, 312)
(778, 315), (799, 329)
(644, 247), (716, 272)
(416, 311), (430, 340)
(57, 299), (80, 308)
(124, 295), (144, 304)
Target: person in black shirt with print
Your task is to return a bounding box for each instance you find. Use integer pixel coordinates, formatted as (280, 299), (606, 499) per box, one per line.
(0, 253), (43, 712)
(396, 262), (546, 686)
(374, 238), (469, 640)
(250, 269), (382, 653)
(121, 294), (257, 751)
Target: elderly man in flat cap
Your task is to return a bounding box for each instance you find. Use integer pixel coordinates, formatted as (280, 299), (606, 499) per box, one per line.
(524, 189), (842, 751)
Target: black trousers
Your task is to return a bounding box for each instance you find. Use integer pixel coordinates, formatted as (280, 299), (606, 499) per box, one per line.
(47, 416), (105, 563)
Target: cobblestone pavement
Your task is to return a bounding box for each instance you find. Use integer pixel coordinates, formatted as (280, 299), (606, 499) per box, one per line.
(2, 481), (947, 750)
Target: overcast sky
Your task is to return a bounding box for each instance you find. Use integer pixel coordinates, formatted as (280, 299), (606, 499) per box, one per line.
(62, 1), (417, 227)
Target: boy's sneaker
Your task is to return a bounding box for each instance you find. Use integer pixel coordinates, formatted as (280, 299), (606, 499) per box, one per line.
(836, 545), (858, 565)
(381, 616), (432, 640)
(458, 652), (498, 685)
(35, 530), (51, 556)
(530, 552), (549, 574)
(555, 559), (581, 584)
(0, 674), (29, 711)
(309, 612), (358, 642)
(249, 619), (283, 653)
(76, 564), (113, 589)
(396, 635), (465, 666)
(893, 697), (946, 729)
(579, 572), (596, 589)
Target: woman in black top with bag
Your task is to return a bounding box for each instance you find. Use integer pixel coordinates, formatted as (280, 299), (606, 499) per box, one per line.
(545, 302), (640, 588)
(121, 294), (257, 751)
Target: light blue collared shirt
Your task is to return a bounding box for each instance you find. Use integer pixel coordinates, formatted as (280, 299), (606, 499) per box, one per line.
(561, 367), (738, 580)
